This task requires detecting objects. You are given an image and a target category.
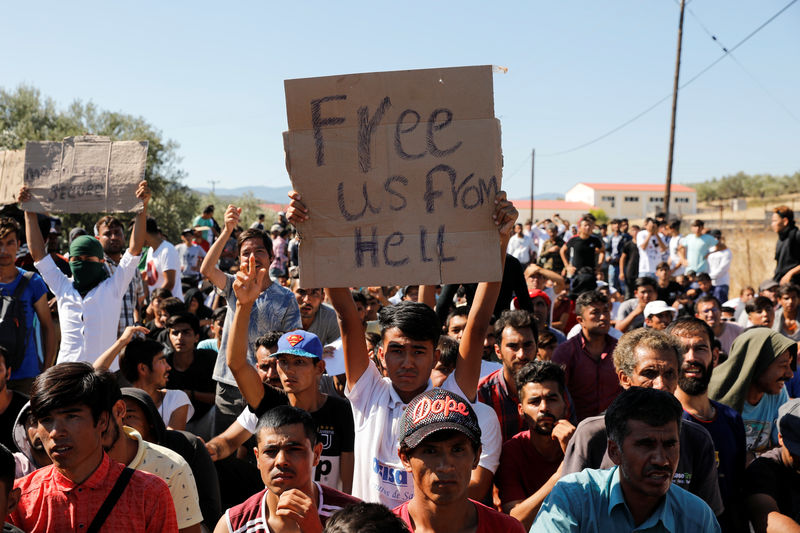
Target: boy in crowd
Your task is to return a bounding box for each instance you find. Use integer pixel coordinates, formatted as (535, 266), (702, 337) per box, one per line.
(287, 190), (517, 507)
(9, 363), (177, 532)
(215, 406), (360, 533)
(394, 389), (525, 533)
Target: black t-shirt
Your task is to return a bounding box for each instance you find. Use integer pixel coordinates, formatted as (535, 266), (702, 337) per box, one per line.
(621, 239), (640, 281)
(565, 236), (603, 271)
(745, 447), (800, 523)
(253, 385), (355, 486)
(166, 348), (217, 420)
(657, 281), (682, 305)
(0, 390), (28, 451)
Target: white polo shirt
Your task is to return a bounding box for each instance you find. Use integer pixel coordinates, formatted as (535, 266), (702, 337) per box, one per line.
(35, 250), (141, 370)
(346, 361), (501, 508)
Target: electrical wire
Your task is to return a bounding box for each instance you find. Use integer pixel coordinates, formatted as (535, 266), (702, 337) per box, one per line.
(539, 0), (799, 157)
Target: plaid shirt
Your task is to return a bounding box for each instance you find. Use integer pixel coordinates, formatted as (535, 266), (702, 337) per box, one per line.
(477, 369), (524, 443)
(104, 254), (144, 336)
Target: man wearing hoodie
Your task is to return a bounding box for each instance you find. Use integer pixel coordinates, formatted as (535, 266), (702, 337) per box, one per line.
(708, 328), (797, 459)
(18, 182), (149, 369)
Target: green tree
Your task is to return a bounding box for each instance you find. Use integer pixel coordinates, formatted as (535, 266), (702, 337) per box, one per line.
(0, 85), (198, 241)
(589, 208), (608, 225)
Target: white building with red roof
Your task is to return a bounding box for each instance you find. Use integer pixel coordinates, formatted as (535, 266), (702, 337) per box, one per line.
(565, 182), (696, 218)
(511, 199), (595, 224)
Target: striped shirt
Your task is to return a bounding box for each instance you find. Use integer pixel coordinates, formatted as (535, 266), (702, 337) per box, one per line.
(223, 483), (360, 532)
(477, 369), (524, 443)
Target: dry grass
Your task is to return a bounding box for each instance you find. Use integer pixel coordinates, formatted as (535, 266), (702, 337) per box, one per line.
(726, 227), (775, 296)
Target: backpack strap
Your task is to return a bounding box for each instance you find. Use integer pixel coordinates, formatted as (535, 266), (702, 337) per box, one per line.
(11, 271), (34, 299)
(86, 467), (135, 533)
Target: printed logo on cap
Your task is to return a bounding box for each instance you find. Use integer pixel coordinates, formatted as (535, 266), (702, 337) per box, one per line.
(286, 334), (304, 346)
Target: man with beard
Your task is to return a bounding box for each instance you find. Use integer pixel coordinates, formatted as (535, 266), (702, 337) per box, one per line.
(670, 317), (747, 533)
(95, 215), (145, 336)
(101, 373), (204, 533)
(477, 310), (538, 443)
(18, 183), (149, 369)
(552, 290), (620, 422)
(293, 286), (340, 345)
(494, 360), (575, 530)
(561, 328), (724, 516)
(533, 388), (720, 532)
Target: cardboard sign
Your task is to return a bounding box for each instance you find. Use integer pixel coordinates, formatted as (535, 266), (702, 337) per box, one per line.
(20, 135), (148, 214)
(284, 65), (503, 288)
(0, 149), (24, 206)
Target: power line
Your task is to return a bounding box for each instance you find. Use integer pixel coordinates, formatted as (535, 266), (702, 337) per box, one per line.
(540, 0), (799, 157)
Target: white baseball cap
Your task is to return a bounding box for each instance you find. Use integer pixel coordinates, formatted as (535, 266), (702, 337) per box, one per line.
(644, 300), (678, 318)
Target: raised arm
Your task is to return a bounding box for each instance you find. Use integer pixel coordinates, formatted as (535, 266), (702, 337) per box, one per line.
(201, 204), (241, 290)
(128, 180), (150, 256)
(454, 192), (517, 401)
(93, 325), (149, 371)
(227, 255), (267, 410)
(18, 187), (46, 262)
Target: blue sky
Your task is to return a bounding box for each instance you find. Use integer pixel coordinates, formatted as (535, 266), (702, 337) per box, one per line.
(2, 1), (798, 200)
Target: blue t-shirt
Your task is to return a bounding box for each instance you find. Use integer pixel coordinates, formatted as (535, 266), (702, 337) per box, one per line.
(196, 338), (218, 353)
(683, 233), (718, 273)
(742, 387), (788, 453)
(0, 268), (48, 379)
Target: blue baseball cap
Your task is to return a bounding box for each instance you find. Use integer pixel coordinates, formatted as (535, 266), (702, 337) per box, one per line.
(270, 330), (323, 359)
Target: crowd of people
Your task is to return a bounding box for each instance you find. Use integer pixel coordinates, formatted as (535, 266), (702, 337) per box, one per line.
(1, 181), (800, 532)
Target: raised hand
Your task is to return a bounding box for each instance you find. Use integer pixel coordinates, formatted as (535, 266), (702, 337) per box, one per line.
(232, 254), (267, 306)
(286, 190), (309, 225)
(224, 205), (242, 232)
(135, 180), (151, 208)
(492, 191), (518, 238)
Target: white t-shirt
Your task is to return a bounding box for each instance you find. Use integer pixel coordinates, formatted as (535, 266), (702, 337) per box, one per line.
(707, 247), (732, 286)
(507, 234), (534, 264)
(175, 242), (206, 278)
(345, 362), (498, 508)
(669, 234), (685, 276)
(145, 240), (183, 299)
(158, 389), (194, 427)
(636, 231), (663, 275)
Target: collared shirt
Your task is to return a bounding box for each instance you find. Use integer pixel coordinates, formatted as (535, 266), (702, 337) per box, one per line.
(124, 427), (203, 528)
(477, 369), (524, 443)
(103, 254), (144, 337)
(35, 250), (141, 370)
(552, 333), (621, 421)
(11, 452), (177, 533)
(345, 361), (468, 508)
(532, 467), (720, 532)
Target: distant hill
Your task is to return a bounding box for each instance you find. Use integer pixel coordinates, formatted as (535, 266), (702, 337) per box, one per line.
(193, 185), (292, 203)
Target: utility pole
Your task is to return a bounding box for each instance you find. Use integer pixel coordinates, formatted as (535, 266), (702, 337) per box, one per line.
(664, 0), (686, 222)
(530, 149), (535, 222)
(208, 179), (220, 194)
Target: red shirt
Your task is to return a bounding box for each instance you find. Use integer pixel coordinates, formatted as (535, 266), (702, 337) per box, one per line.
(393, 499), (525, 533)
(11, 453), (177, 533)
(477, 370), (525, 443)
(551, 332), (621, 421)
(495, 430), (562, 506)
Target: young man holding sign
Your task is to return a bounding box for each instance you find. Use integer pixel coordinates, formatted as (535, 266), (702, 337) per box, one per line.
(286, 189), (517, 508)
(18, 182), (150, 369)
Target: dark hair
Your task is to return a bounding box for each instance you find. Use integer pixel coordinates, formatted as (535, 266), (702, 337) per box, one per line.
(202, 204), (214, 215)
(379, 301), (441, 345)
(774, 205), (794, 224)
(695, 295), (721, 310)
(746, 296), (774, 314)
(351, 290), (367, 307)
(150, 287), (171, 302)
(211, 306), (227, 325)
(778, 284), (800, 298)
(635, 277), (658, 291)
(446, 306), (469, 329)
(30, 363), (115, 423)
(656, 261), (670, 271)
(575, 290), (609, 316)
(166, 312), (200, 335)
(95, 215), (123, 233)
(537, 329), (558, 349)
(0, 443), (15, 494)
(255, 405), (318, 446)
(669, 220), (681, 231)
(256, 331), (284, 351)
(696, 273), (712, 283)
(437, 335), (460, 370)
(323, 502), (410, 533)
(493, 309), (537, 345)
(666, 317), (715, 346)
(145, 216), (160, 235)
(0, 217), (21, 241)
(515, 360), (566, 395)
(580, 213), (596, 224)
(159, 296), (186, 316)
(605, 387), (683, 447)
(692, 219), (705, 228)
(0, 346), (8, 368)
(119, 338), (164, 383)
(237, 228), (273, 258)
